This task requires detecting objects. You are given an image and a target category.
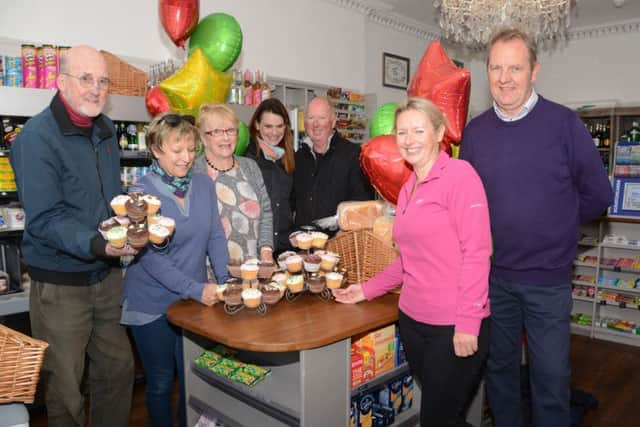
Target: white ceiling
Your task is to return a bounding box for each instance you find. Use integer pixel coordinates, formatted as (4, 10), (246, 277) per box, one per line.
(374, 0), (640, 30)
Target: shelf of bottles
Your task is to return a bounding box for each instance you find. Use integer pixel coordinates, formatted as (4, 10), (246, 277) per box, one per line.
(581, 117), (612, 174)
(115, 120), (151, 193)
(226, 69), (272, 108)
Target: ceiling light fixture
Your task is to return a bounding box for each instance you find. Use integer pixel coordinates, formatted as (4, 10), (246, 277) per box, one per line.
(433, 0), (576, 47)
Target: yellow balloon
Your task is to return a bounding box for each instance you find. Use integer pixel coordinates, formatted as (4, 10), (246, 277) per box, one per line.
(159, 48), (232, 117)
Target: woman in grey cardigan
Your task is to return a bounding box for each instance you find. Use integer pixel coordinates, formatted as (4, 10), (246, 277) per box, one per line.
(194, 103), (274, 264)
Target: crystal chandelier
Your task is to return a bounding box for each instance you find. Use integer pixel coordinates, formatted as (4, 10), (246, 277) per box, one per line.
(433, 0), (575, 47)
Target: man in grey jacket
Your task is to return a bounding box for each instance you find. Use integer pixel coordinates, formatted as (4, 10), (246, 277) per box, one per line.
(11, 45), (137, 427)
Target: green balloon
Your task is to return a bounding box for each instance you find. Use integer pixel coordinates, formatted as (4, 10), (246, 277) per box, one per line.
(235, 121), (249, 156)
(370, 102), (399, 138)
(189, 13), (243, 72)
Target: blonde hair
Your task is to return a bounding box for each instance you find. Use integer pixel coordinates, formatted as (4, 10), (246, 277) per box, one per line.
(394, 97), (448, 133)
(146, 113), (199, 159)
(197, 103), (239, 129)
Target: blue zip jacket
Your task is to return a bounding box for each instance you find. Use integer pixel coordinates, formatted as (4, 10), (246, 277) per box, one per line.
(10, 93), (120, 285)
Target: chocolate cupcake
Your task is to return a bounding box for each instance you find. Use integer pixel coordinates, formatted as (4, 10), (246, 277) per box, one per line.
(260, 282), (282, 304)
(303, 254), (322, 273)
(127, 223), (149, 249)
(125, 194), (148, 223)
(223, 282), (243, 305)
(258, 261), (276, 279)
(307, 274), (326, 294)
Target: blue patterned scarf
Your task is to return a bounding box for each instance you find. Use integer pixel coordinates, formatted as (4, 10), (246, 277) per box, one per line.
(150, 160), (192, 198)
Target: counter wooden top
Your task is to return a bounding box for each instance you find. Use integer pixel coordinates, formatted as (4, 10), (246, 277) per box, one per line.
(167, 293), (400, 352)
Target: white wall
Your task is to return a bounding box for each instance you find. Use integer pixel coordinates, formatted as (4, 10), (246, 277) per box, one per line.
(363, 21), (432, 105)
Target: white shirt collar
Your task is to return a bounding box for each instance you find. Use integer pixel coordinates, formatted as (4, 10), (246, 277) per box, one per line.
(304, 130), (334, 159)
(493, 89), (539, 122)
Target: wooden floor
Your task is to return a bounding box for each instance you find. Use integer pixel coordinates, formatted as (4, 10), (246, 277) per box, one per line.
(28, 334), (640, 426)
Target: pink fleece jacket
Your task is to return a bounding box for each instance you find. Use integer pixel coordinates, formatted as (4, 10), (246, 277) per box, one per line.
(362, 151), (491, 335)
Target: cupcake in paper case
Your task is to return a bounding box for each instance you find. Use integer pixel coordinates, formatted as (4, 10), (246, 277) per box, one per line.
(303, 254), (321, 273)
(295, 232), (313, 250)
(223, 281), (243, 305)
(240, 263), (259, 281)
(105, 226), (127, 248)
(286, 275), (305, 293)
(142, 194), (161, 215)
(325, 272), (344, 289)
(285, 255), (303, 273)
(288, 231), (302, 247)
(98, 217), (118, 239)
(127, 223), (149, 249)
(125, 195), (148, 223)
(307, 274), (326, 294)
(147, 214), (160, 227)
(216, 284), (227, 302)
(110, 195), (130, 216)
(261, 282), (282, 304)
(320, 254), (339, 271)
(242, 288), (262, 308)
(271, 272), (288, 287)
(311, 231), (329, 249)
(148, 224), (170, 245)
(157, 216), (175, 234)
(277, 251), (297, 270)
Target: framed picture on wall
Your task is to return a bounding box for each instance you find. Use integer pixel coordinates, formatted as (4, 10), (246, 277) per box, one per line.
(382, 52), (410, 90)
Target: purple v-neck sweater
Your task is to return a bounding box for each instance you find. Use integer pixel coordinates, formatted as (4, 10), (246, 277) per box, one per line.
(460, 96), (613, 285)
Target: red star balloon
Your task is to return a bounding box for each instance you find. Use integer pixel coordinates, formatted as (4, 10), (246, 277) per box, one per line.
(145, 86), (171, 117)
(408, 40), (470, 149)
(360, 135), (413, 205)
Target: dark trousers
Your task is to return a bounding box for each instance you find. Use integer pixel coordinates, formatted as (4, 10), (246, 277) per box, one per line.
(29, 270), (134, 427)
(398, 310), (489, 427)
(129, 315), (186, 427)
(486, 275), (572, 427)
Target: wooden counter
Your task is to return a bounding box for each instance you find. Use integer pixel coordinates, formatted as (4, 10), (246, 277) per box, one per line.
(167, 293), (416, 427)
(167, 292), (400, 352)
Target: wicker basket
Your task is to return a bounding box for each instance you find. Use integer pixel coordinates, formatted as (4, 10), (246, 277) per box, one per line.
(0, 324), (49, 403)
(100, 50), (148, 97)
(326, 229), (398, 285)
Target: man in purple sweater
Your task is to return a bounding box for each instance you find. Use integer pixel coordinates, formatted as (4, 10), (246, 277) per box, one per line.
(460, 28), (613, 427)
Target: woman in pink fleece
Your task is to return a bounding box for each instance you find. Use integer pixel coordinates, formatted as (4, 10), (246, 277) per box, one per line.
(333, 97), (491, 427)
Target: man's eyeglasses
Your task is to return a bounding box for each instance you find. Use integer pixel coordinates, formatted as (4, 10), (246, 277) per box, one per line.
(204, 128), (238, 138)
(160, 114), (196, 126)
(61, 73), (111, 90)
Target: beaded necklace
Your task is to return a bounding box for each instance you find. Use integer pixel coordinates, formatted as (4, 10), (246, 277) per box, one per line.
(205, 156), (235, 173)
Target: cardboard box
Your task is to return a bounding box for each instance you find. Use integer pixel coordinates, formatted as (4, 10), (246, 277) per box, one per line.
(361, 325), (396, 376)
(351, 349), (364, 388)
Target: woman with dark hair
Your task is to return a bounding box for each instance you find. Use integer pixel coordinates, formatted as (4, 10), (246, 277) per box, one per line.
(246, 98), (296, 254)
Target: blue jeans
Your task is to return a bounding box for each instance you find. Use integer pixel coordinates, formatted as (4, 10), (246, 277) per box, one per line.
(486, 274), (572, 427)
(129, 315), (185, 427)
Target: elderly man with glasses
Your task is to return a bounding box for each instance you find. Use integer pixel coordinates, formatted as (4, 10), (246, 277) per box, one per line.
(10, 45), (137, 427)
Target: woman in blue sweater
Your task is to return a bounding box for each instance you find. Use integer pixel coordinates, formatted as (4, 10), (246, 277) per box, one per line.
(121, 113), (229, 427)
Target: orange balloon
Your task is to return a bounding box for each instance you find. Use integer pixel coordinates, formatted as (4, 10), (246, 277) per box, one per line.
(360, 135), (413, 205)
(159, 48), (232, 117)
(408, 41), (470, 148)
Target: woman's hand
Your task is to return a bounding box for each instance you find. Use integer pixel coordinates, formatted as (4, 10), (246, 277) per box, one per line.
(453, 332), (478, 357)
(332, 284), (366, 304)
(260, 246), (274, 263)
(200, 283), (219, 306)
